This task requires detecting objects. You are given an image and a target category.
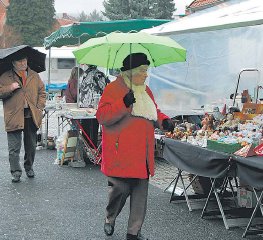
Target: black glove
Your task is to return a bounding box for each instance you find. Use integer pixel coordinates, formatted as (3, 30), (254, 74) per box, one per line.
(123, 90), (136, 108)
(162, 119), (174, 132)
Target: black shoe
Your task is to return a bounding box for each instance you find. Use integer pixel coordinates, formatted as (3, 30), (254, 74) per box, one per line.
(26, 169), (35, 178)
(104, 220), (114, 236)
(11, 172), (21, 183)
(127, 232), (149, 240)
(137, 232), (148, 240)
(127, 234), (137, 240)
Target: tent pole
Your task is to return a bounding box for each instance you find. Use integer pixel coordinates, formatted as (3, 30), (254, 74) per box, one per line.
(47, 48), (51, 100)
(233, 69), (259, 106)
(77, 37), (81, 108)
(44, 48), (52, 148)
(129, 43), (133, 90)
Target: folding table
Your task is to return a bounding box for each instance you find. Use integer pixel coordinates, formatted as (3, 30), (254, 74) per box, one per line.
(58, 113), (101, 164)
(235, 156), (263, 237)
(163, 138), (263, 236)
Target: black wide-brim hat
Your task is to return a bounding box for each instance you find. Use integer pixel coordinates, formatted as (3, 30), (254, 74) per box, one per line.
(120, 53), (150, 71)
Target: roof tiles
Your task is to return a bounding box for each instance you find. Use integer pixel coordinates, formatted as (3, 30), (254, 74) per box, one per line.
(188, 0), (223, 9)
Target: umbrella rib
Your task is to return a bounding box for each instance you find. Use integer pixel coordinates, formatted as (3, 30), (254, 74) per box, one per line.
(139, 43), (156, 67)
(139, 43), (186, 64)
(176, 49), (187, 61)
(112, 43), (125, 69)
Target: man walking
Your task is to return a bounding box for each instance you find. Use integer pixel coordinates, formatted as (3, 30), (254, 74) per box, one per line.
(0, 51), (46, 182)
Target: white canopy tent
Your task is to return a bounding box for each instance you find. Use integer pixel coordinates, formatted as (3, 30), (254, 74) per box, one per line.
(143, 0), (263, 117)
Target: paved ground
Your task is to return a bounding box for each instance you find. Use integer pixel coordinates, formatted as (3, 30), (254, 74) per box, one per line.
(0, 103), (262, 240)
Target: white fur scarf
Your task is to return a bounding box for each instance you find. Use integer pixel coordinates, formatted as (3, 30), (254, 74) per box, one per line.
(123, 77), (157, 121)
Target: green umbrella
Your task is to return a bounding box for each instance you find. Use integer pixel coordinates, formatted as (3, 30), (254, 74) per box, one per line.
(73, 32), (186, 69)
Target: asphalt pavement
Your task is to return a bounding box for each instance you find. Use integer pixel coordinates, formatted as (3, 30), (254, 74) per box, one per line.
(0, 106), (262, 240)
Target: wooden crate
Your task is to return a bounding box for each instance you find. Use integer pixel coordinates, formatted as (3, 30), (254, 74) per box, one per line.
(242, 103), (257, 114)
(241, 103), (263, 114)
(233, 112), (257, 121)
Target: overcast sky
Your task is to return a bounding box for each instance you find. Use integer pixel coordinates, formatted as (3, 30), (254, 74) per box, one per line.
(54, 0), (193, 15)
(54, 0), (104, 14)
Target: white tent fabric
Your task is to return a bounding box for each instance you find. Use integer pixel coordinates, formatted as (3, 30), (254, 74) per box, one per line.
(144, 0), (263, 35)
(143, 0), (263, 117)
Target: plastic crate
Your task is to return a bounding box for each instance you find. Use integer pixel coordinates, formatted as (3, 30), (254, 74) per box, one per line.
(207, 140), (242, 154)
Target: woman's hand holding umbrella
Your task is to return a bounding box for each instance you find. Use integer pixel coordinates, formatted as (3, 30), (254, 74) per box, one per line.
(123, 90), (136, 108)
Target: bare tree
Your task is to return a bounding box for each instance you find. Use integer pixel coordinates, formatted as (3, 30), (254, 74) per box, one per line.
(87, 10), (104, 22)
(0, 25), (22, 48)
(78, 11), (89, 22)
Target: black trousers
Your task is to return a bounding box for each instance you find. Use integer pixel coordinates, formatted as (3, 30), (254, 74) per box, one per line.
(106, 177), (149, 235)
(80, 118), (99, 148)
(7, 117), (37, 174)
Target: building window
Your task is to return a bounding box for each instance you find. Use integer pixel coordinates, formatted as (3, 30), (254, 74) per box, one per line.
(57, 58), (75, 69)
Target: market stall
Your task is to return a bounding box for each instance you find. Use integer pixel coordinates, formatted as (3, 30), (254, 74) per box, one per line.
(159, 97), (263, 237)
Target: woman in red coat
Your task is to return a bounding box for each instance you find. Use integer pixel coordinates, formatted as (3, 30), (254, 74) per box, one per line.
(96, 53), (174, 240)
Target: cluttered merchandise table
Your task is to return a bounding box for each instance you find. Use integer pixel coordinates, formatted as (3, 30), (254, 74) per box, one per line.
(43, 102), (101, 166)
(57, 107), (101, 165)
(162, 138), (263, 238)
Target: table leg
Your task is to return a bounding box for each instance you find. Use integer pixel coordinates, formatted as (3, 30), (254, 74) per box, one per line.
(180, 172), (192, 211)
(169, 169), (181, 203)
(164, 176), (177, 193)
(242, 190), (263, 238)
(44, 111), (49, 149)
(201, 178), (229, 229)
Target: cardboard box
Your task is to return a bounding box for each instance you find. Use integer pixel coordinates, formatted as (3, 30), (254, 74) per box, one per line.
(188, 174), (211, 195)
(237, 187), (257, 208)
(154, 137), (164, 158)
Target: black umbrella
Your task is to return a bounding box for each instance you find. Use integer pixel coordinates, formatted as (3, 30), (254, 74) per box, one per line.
(0, 45), (46, 76)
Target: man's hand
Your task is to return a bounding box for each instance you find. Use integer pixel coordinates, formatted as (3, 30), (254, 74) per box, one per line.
(10, 82), (21, 91)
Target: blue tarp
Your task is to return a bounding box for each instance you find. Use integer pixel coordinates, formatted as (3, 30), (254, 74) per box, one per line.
(45, 83), (67, 91)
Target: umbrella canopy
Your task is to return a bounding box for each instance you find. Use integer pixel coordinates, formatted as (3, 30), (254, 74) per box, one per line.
(43, 19), (171, 49)
(0, 45), (46, 76)
(73, 32), (186, 69)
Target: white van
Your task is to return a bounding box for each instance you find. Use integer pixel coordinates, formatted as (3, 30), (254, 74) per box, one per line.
(34, 46), (78, 84)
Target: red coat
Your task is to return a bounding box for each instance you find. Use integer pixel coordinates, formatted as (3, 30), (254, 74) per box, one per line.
(96, 76), (169, 179)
